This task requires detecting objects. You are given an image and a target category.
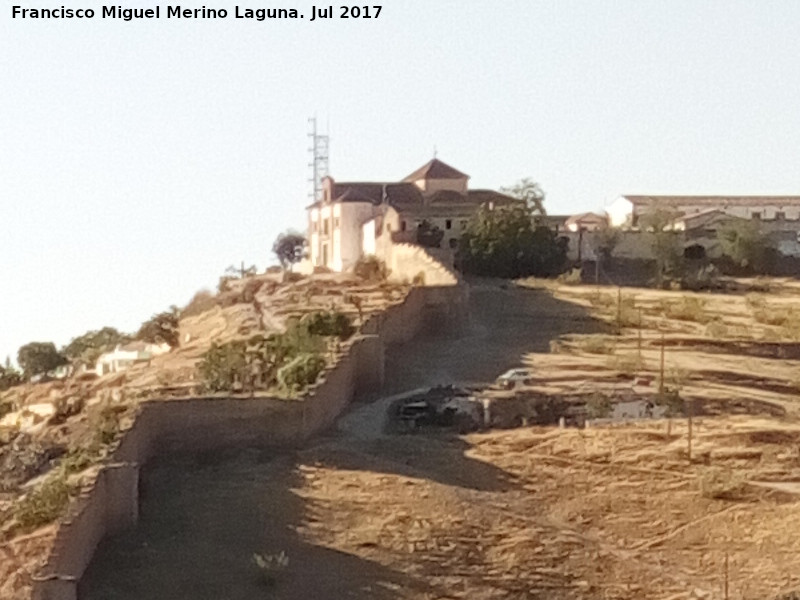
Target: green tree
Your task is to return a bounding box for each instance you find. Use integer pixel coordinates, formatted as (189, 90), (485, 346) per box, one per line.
(17, 342), (68, 379)
(0, 357), (22, 391)
(272, 231), (307, 270)
(717, 219), (775, 272)
(62, 327), (130, 367)
(460, 204), (567, 278)
(500, 178), (546, 217)
(640, 209), (683, 287)
(136, 309), (180, 348)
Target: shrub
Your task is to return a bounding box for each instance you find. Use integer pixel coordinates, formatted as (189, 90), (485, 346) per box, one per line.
(13, 471), (74, 530)
(94, 401), (123, 446)
(0, 398), (13, 420)
(196, 340), (249, 393)
(49, 394), (86, 425)
(300, 310), (355, 341)
(698, 467), (747, 500)
(654, 388), (684, 417)
(751, 303), (797, 328)
(587, 290), (615, 310)
(614, 295), (641, 328)
(578, 335), (616, 355)
(661, 296), (709, 323)
(277, 354), (326, 394)
(136, 310), (180, 348)
(61, 447), (94, 474)
(354, 255), (389, 282)
(607, 353), (645, 376)
(585, 393), (613, 419)
(195, 315), (334, 394)
(745, 293), (766, 311)
(705, 318), (729, 338)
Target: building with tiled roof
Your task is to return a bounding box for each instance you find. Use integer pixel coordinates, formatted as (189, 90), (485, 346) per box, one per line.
(607, 194), (800, 228)
(306, 158), (520, 271)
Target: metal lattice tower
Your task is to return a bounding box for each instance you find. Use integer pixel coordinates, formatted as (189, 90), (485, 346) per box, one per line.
(308, 117), (329, 202)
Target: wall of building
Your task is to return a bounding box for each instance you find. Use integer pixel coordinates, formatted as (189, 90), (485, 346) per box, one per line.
(338, 202), (377, 271)
(606, 197), (633, 227)
(382, 242), (460, 286)
(413, 177), (468, 194)
(32, 284), (467, 600)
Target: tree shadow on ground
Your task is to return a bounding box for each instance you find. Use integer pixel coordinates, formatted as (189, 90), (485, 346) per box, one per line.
(382, 279), (610, 394)
(79, 449), (436, 600)
(306, 431), (518, 493)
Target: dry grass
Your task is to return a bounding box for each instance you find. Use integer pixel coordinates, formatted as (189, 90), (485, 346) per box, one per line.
(697, 467), (748, 500)
(576, 335), (616, 355)
(660, 296), (710, 323)
(607, 352), (646, 375)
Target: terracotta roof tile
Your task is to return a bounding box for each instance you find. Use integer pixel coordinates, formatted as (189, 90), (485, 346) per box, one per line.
(402, 158), (469, 182)
(332, 183), (384, 204)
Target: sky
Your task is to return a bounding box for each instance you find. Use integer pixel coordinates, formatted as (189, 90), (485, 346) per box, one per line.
(2, 0), (800, 363)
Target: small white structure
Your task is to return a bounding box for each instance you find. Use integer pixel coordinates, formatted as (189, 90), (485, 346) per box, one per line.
(95, 341), (170, 376)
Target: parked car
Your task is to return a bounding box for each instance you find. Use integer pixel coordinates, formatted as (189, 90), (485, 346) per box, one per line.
(495, 368), (534, 390)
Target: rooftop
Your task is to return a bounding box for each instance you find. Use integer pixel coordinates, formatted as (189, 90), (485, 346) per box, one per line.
(401, 158), (470, 183)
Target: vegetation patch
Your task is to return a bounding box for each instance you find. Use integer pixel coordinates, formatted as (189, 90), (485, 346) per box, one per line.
(196, 310), (354, 395)
(276, 354), (326, 394)
(698, 467), (747, 500)
(354, 255), (389, 282)
(12, 470), (75, 531)
(577, 335), (616, 355)
(661, 296), (709, 323)
(705, 318), (729, 338)
(585, 393), (613, 419)
(607, 353), (646, 376)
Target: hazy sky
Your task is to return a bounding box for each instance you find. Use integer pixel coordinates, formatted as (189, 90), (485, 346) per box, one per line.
(2, 0), (800, 363)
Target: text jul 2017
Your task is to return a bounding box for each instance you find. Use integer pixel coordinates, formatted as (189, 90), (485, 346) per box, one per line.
(11, 5), (384, 21)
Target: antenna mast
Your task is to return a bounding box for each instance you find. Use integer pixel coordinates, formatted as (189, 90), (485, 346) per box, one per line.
(308, 117), (329, 202)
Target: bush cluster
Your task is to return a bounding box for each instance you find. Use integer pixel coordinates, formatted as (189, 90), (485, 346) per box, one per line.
(577, 335), (616, 355)
(698, 467), (747, 500)
(354, 255), (389, 282)
(13, 471), (74, 530)
(661, 297), (709, 323)
(585, 393), (613, 419)
(196, 310), (354, 395)
(276, 354), (326, 394)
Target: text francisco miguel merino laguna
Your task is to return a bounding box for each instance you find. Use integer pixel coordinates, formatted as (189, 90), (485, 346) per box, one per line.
(10, 5), (382, 21)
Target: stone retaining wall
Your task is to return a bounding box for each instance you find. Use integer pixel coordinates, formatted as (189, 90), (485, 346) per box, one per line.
(30, 284), (468, 600)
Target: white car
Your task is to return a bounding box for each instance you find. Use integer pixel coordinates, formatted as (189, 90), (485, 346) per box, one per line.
(495, 368), (534, 389)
